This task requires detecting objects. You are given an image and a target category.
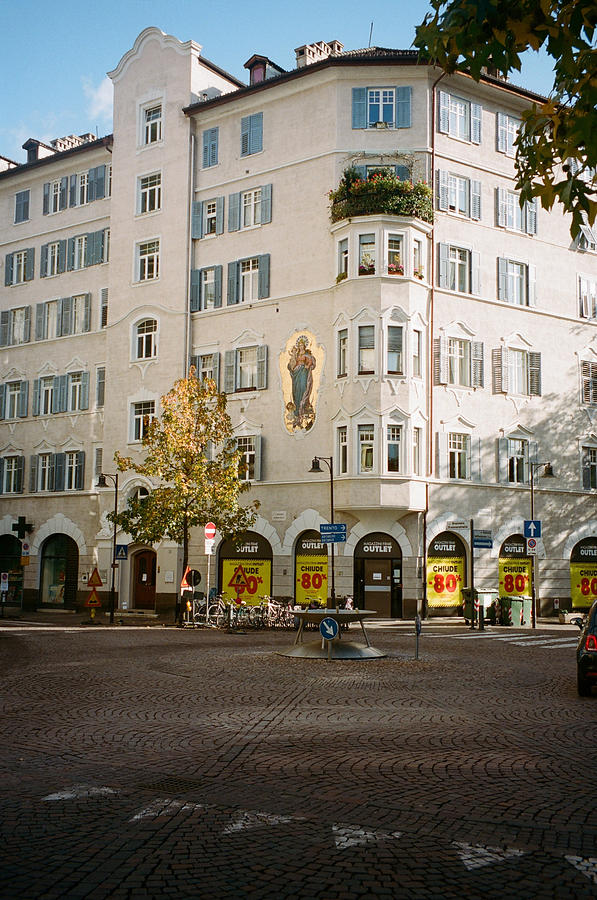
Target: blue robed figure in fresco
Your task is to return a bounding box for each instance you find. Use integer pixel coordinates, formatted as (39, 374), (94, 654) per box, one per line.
(287, 335), (316, 429)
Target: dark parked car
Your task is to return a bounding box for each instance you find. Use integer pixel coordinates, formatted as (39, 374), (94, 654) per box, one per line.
(575, 600), (597, 696)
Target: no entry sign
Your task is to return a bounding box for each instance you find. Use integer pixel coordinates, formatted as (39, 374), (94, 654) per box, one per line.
(204, 522), (216, 540)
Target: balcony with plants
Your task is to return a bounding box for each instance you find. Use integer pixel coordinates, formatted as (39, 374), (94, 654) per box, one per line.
(329, 167), (433, 225)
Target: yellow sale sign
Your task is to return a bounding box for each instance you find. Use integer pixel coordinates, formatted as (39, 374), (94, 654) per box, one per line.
(221, 559), (271, 605)
(295, 554), (328, 606)
(426, 557), (464, 608)
(498, 558), (531, 598)
(570, 563), (597, 608)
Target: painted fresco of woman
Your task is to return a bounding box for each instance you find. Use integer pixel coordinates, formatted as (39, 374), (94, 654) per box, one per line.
(287, 336), (316, 428)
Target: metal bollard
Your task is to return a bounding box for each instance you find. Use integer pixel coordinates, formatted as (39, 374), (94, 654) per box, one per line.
(415, 614), (422, 659)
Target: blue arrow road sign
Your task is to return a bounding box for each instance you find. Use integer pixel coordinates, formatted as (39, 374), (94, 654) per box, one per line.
(319, 523), (347, 543)
(524, 520), (542, 539)
(319, 617), (339, 640)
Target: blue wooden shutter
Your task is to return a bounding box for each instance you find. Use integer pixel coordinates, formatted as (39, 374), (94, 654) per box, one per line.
(15, 457), (24, 493)
(202, 130), (210, 167)
(60, 297), (72, 335)
(30, 455), (38, 492)
(216, 196), (224, 234)
(0, 384), (5, 419)
(43, 182), (50, 215)
(250, 112), (263, 153)
(471, 180), (481, 220)
(4, 253), (13, 286)
(191, 201), (202, 239)
(258, 254), (270, 299)
(40, 243), (48, 278)
(23, 306), (31, 343)
(15, 190), (29, 222)
(395, 165), (410, 182)
(227, 262), (239, 305)
(58, 240), (67, 274)
(35, 304), (46, 340)
(32, 379), (40, 416)
(528, 352), (541, 396)
(256, 345), (268, 390)
(224, 350), (236, 393)
(471, 104), (482, 143)
(438, 91), (450, 133)
(80, 373), (90, 410)
(212, 352), (220, 389)
(497, 258), (508, 301)
(210, 129), (218, 166)
(352, 87), (367, 129)
(253, 435), (262, 481)
(53, 453), (66, 491)
(18, 381), (28, 417)
(261, 184), (272, 223)
(85, 232), (94, 267)
(69, 174), (77, 207)
(228, 192), (241, 231)
(101, 289), (108, 327)
(190, 270), (201, 311)
(75, 451), (85, 490)
(59, 177), (68, 210)
(94, 165), (106, 200)
(0, 311), (9, 346)
(67, 237), (75, 271)
(437, 170), (449, 210)
(438, 243), (449, 288)
(0, 459), (4, 493)
(396, 86), (411, 128)
(82, 293), (91, 331)
(241, 116), (250, 156)
(53, 375), (68, 412)
(214, 265), (223, 308)
(25, 248), (35, 281)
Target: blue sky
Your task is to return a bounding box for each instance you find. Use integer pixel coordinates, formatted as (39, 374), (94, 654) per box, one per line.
(0, 0), (555, 164)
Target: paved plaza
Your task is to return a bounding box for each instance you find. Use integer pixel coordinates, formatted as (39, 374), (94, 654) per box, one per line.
(1, 617), (596, 898)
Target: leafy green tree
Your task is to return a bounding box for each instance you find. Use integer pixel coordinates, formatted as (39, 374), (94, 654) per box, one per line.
(112, 371), (258, 613)
(414, 0), (596, 236)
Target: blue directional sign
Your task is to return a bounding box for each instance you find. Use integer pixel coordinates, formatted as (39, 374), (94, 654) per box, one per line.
(473, 529), (493, 549)
(319, 617), (339, 640)
(115, 544), (128, 560)
(524, 520), (542, 539)
(319, 523), (347, 543)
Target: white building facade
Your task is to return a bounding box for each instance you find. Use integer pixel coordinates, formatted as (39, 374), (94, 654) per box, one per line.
(1, 27), (596, 618)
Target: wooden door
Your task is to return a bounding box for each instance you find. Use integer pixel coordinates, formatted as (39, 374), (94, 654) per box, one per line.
(363, 558), (392, 616)
(133, 550), (156, 610)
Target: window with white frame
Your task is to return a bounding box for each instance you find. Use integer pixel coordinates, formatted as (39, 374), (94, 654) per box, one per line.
(448, 338), (471, 387)
(577, 221), (597, 252)
(338, 426), (348, 474)
(238, 346), (258, 389)
(338, 239), (348, 279)
(14, 190), (29, 224)
(359, 234), (376, 275)
(493, 347), (541, 397)
(387, 235), (403, 274)
(38, 453), (52, 491)
(352, 86), (411, 129)
(438, 91), (482, 143)
(413, 427), (421, 476)
(507, 438), (529, 483)
(96, 368), (105, 408)
(143, 104), (162, 145)
(242, 188), (262, 228)
(73, 235), (87, 271)
(196, 353), (216, 382)
(137, 240), (160, 281)
(40, 377), (54, 415)
(413, 239), (423, 279)
(497, 258), (535, 306)
(368, 88), (396, 127)
(204, 200), (218, 235)
(581, 360), (597, 405)
(7, 249), (29, 285)
(359, 424), (375, 473)
(3, 456), (23, 493)
(237, 436), (257, 481)
(132, 401), (155, 441)
(582, 446), (597, 490)
(496, 112), (520, 157)
(579, 276), (597, 319)
(202, 268), (216, 309)
(138, 173), (161, 214)
(77, 172), (89, 205)
(71, 295), (88, 335)
(436, 171), (481, 219)
(49, 179), (62, 214)
(7, 306), (30, 345)
(413, 329), (422, 377)
(439, 245), (473, 294)
(224, 346), (267, 392)
(358, 325), (375, 374)
(337, 329), (348, 377)
(65, 451), (81, 490)
(387, 326), (403, 374)
(387, 424), (402, 472)
(496, 189), (537, 234)
(68, 373), (84, 411)
(135, 319), (157, 360)
(5, 382), (21, 419)
(448, 433), (470, 479)
(240, 258), (259, 302)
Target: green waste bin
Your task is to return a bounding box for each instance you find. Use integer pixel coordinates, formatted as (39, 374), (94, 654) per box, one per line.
(521, 598), (532, 625)
(510, 599), (522, 626)
(499, 597), (512, 625)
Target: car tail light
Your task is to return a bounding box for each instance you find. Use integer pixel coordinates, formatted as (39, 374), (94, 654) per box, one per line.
(586, 634), (597, 651)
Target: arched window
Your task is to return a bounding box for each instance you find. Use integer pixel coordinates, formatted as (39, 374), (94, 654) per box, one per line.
(134, 319), (157, 360)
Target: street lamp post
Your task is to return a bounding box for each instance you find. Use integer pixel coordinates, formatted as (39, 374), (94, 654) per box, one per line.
(97, 472), (119, 625)
(309, 456), (337, 612)
(529, 461), (555, 629)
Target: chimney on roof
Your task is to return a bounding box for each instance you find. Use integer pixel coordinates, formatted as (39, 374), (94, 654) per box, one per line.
(50, 133), (96, 152)
(22, 139), (56, 164)
(295, 40), (343, 68)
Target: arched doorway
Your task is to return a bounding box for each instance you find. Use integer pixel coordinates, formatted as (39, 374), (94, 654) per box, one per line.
(354, 532), (402, 617)
(499, 534), (532, 625)
(0, 534), (23, 607)
(39, 534), (78, 607)
(218, 532), (272, 605)
(132, 550), (156, 610)
(294, 530), (328, 606)
(570, 537), (597, 610)
(426, 531), (466, 616)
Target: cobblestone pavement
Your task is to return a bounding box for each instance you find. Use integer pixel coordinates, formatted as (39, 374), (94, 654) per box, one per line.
(1, 620), (596, 899)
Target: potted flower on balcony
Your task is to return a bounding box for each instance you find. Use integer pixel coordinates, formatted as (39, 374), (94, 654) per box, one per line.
(388, 262), (404, 275)
(359, 252), (375, 276)
(413, 268), (425, 280)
